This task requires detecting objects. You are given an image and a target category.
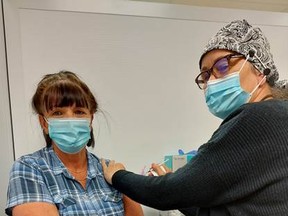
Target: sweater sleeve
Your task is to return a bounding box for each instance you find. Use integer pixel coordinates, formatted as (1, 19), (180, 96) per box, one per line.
(112, 151), (226, 210)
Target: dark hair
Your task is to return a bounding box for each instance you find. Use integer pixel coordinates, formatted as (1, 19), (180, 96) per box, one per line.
(32, 71), (98, 147)
(271, 86), (288, 99)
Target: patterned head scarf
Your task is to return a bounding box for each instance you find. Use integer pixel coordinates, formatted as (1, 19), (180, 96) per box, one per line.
(199, 19), (286, 88)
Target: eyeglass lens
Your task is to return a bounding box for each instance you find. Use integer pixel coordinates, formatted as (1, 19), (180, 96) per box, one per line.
(196, 55), (233, 89)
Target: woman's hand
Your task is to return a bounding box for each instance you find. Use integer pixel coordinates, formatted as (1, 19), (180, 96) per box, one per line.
(101, 159), (125, 184)
(148, 163), (171, 176)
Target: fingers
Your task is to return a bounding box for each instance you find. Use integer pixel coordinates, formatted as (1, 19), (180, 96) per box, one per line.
(162, 164), (172, 173)
(101, 159), (114, 185)
(101, 159), (126, 185)
(109, 160), (115, 166)
(148, 169), (159, 176)
(101, 158), (107, 170)
(151, 164), (166, 176)
(159, 165), (167, 173)
(101, 159), (115, 168)
(149, 163), (171, 176)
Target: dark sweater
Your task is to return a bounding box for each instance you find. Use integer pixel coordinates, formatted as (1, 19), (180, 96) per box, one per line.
(112, 100), (288, 216)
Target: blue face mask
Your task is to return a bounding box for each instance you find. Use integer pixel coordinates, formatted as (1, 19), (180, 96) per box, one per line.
(46, 118), (91, 154)
(205, 72), (264, 119)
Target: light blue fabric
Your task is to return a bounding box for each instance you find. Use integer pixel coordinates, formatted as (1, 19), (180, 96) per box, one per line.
(205, 72), (250, 119)
(48, 118), (91, 154)
(6, 147), (124, 215)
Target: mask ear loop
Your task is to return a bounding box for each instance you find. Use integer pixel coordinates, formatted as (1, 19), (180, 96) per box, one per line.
(248, 51), (268, 97)
(40, 116), (50, 136)
(238, 54), (250, 73)
(43, 116), (50, 124)
(245, 52), (267, 101)
(250, 75), (267, 96)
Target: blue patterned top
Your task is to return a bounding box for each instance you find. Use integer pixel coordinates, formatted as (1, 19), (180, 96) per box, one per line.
(6, 147), (124, 215)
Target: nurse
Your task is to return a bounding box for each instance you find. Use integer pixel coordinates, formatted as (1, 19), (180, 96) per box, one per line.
(101, 20), (288, 215)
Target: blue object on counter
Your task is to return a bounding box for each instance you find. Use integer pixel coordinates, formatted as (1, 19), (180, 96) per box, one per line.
(178, 149), (197, 156)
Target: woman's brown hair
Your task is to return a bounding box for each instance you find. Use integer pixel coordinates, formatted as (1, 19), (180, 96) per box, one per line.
(32, 71), (98, 147)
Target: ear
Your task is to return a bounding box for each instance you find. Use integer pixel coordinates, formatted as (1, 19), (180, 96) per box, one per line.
(39, 115), (49, 134)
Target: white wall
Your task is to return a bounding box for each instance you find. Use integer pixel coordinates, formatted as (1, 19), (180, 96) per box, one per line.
(2, 0), (288, 215)
(0, 0), (15, 213)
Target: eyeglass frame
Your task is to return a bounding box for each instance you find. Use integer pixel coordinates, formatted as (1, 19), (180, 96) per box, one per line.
(195, 53), (245, 90)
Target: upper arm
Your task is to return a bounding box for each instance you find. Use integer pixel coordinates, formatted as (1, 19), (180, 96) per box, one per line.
(6, 159), (54, 214)
(123, 195), (144, 216)
(12, 202), (59, 216)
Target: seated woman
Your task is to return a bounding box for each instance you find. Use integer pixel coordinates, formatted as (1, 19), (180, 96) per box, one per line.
(5, 71), (143, 216)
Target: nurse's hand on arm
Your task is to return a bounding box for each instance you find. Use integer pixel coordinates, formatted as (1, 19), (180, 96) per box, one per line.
(101, 159), (144, 216)
(101, 159), (126, 185)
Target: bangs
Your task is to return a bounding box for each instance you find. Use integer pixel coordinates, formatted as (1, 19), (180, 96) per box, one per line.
(43, 81), (89, 112)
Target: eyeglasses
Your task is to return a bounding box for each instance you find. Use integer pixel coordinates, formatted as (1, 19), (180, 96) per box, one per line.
(195, 53), (244, 90)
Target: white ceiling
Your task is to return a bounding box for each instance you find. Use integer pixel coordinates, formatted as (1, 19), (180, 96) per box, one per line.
(132, 0), (288, 13)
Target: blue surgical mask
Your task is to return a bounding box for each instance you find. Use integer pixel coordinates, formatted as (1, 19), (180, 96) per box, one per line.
(205, 72), (265, 119)
(46, 118), (91, 154)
